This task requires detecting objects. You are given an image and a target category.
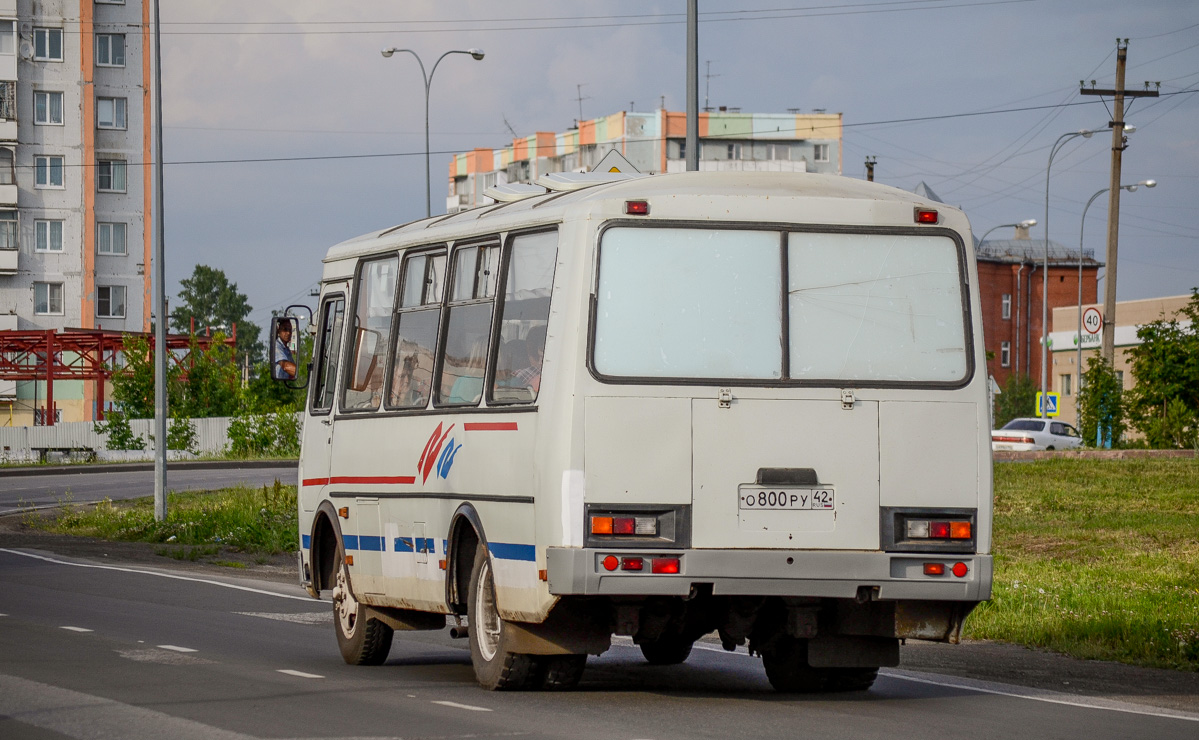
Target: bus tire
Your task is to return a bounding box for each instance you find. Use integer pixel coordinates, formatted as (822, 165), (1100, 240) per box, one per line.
(639, 636), (694, 665)
(332, 547), (393, 665)
(761, 638), (827, 693)
(467, 546), (538, 690)
(539, 655), (587, 690)
(826, 667), (879, 692)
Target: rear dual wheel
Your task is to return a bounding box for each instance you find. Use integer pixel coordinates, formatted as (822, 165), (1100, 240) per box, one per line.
(761, 637), (878, 693)
(467, 547), (586, 690)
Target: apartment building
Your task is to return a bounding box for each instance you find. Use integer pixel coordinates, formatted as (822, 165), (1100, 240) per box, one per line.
(447, 108), (843, 212)
(0, 0), (151, 424)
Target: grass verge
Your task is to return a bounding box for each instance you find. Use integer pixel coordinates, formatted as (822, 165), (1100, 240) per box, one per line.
(29, 480), (298, 557)
(965, 458), (1199, 671)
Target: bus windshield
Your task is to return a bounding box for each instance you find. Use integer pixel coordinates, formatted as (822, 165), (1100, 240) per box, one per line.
(593, 226), (969, 384)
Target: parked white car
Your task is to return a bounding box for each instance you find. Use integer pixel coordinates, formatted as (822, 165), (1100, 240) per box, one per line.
(992, 418), (1084, 451)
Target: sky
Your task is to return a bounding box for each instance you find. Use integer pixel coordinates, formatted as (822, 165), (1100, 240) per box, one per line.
(157, 0), (1199, 333)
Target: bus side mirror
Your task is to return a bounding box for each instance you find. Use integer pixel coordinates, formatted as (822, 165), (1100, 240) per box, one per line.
(270, 316), (304, 385)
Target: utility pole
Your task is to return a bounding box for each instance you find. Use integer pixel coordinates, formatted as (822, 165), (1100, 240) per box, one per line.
(1080, 40), (1157, 363)
(703, 60), (722, 112)
(151, 0), (168, 521)
(685, 0), (698, 172)
(865, 156), (876, 182)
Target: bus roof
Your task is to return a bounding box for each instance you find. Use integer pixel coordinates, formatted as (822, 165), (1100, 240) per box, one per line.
(323, 171), (960, 264)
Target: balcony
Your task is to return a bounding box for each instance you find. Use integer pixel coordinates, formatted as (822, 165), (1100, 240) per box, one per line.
(0, 182), (15, 205)
(0, 248), (16, 276)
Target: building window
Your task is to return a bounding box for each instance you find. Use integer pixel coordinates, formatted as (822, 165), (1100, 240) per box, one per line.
(813, 143), (830, 162)
(0, 81), (13, 120)
(97, 97), (127, 129)
(35, 155), (64, 188)
(0, 210), (16, 250)
(34, 408), (62, 426)
(1002, 293), (1012, 320)
(97, 222), (127, 255)
(0, 21), (13, 56)
(97, 159), (127, 192)
(34, 28), (63, 62)
(34, 282), (64, 315)
(1060, 373), (1072, 396)
(1116, 370), (1124, 387)
(97, 285), (126, 318)
(767, 143), (791, 161)
(96, 0), (126, 4)
(35, 220), (63, 252)
(0, 149), (12, 185)
(727, 143), (743, 160)
(96, 34), (125, 67)
(1000, 341), (1011, 367)
(34, 91), (64, 125)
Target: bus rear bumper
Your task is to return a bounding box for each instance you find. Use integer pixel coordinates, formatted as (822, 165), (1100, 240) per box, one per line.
(545, 548), (992, 602)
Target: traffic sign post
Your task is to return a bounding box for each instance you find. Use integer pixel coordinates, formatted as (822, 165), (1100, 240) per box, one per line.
(1036, 391), (1060, 418)
(1082, 307), (1103, 336)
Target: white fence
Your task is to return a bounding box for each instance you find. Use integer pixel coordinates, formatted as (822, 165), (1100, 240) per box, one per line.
(0, 416), (242, 463)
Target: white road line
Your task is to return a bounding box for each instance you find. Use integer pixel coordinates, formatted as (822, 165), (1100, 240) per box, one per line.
(276, 669), (324, 679)
(430, 700), (492, 712)
(156, 645), (198, 653)
(60, 626), (93, 632)
(620, 638), (1199, 723)
(0, 548), (312, 601)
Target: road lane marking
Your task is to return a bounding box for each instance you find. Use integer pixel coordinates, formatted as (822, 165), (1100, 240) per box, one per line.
(60, 626), (93, 632)
(236, 610), (331, 625)
(157, 645), (198, 653)
(431, 700), (492, 712)
(277, 669), (324, 679)
(0, 548), (313, 601)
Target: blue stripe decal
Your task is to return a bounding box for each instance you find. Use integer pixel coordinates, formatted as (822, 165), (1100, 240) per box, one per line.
(342, 535), (359, 550)
(490, 543), (536, 562)
(359, 536), (385, 552)
(394, 537), (414, 552)
(301, 534), (311, 549)
(417, 538), (435, 554)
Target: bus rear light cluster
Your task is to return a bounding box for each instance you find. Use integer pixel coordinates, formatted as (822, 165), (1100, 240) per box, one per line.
(906, 519), (971, 540)
(591, 515), (658, 536)
(600, 555), (679, 574)
(923, 561), (969, 577)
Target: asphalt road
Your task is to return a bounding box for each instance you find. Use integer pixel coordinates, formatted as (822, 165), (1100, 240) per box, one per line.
(0, 466), (299, 515)
(0, 547), (1196, 740)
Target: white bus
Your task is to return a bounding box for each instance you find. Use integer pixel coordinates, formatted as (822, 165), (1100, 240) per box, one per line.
(280, 171), (993, 692)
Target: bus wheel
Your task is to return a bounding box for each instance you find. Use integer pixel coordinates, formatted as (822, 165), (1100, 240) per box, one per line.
(467, 547), (538, 690)
(539, 655), (587, 690)
(639, 635), (694, 665)
(332, 548), (393, 665)
(761, 638), (827, 692)
(825, 667), (879, 692)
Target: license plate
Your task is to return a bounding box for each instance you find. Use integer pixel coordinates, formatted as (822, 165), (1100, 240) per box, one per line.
(738, 487), (835, 511)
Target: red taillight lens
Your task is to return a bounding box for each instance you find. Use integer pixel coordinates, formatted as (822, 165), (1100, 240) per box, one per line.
(602, 555), (619, 571)
(923, 563), (945, 576)
(915, 208), (939, 224)
(651, 557), (680, 574)
(930, 521), (951, 539)
(950, 521), (972, 539)
(625, 200), (649, 215)
(620, 557), (644, 571)
(952, 562), (969, 578)
(613, 517), (635, 535)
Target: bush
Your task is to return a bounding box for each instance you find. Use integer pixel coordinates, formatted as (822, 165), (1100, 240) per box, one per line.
(167, 414), (198, 452)
(227, 411), (300, 458)
(93, 410), (146, 451)
(1077, 356), (1126, 447)
(994, 373), (1037, 428)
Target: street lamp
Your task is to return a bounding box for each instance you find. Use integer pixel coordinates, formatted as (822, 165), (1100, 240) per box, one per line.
(381, 47), (485, 218)
(1074, 179), (1156, 425)
(1040, 127), (1101, 419)
(976, 219), (1037, 247)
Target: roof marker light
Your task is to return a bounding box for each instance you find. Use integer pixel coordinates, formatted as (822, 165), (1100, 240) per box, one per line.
(625, 200), (650, 215)
(915, 208), (939, 224)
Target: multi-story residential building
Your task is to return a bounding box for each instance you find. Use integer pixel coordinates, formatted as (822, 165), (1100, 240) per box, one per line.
(0, 0), (151, 424)
(447, 108), (843, 212)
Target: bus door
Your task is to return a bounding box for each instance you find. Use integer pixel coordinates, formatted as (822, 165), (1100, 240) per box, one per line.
(301, 293), (345, 514)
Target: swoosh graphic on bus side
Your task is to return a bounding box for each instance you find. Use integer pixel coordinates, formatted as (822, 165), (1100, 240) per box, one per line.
(462, 422), (519, 431)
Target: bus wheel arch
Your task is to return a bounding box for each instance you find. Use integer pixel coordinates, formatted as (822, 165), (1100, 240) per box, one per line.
(446, 504), (487, 615)
(310, 502), (341, 594)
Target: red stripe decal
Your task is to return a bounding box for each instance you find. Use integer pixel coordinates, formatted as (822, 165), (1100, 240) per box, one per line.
(301, 478), (329, 487)
(463, 422), (519, 432)
(328, 475), (416, 485)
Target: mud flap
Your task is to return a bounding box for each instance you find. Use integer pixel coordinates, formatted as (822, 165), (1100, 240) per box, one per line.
(895, 601), (976, 643)
(807, 635), (900, 668)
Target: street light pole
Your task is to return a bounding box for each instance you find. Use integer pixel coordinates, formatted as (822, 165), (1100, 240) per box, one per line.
(381, 47), (485, 218)
(1041, 128), (1099, 419)
(1075, 179), (1156, 425)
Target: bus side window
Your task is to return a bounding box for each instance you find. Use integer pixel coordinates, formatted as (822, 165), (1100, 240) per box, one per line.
(437, 243), (499, 406)
(491, 230), (558, 404)
(343, 255), (398, 411)
(312, 296), (345, 412)
(388, 250), (446, 409)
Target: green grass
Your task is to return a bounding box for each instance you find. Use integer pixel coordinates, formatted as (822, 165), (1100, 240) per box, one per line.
(965, 458), (1199, 671)
(32, 480), (298, 556)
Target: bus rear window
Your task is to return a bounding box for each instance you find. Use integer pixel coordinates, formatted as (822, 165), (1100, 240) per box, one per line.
(593, 226), (968, 384)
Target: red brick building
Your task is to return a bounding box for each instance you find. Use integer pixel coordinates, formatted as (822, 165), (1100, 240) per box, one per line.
(974, 228), (1101, 389)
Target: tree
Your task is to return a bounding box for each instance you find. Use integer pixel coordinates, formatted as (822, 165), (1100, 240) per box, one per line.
(1125, 289), (1199, 448)
(170, 265), (262, 364)
(1077, 355), (1126, 448)
(994, 373), (1037, 429)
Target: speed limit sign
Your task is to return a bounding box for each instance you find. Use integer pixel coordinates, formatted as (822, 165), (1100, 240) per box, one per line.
(1082, 307), (1103, 335)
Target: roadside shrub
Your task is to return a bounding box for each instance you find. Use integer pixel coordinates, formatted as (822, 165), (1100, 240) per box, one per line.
(994, 373), (1037, 428)
(167, 413), (199, 452)
(93, 410), (146, 451)
(1077, 356), (1126, 447)
(227, 411), (300, 457)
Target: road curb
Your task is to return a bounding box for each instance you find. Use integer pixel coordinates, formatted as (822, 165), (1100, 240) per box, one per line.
(0, 459), (299, 478)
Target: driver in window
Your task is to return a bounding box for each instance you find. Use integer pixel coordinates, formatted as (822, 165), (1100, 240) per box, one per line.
(273, 319), (297, 380)
(511, 325), (546, 394)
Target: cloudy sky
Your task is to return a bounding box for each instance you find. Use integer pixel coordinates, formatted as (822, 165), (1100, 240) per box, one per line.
(158, 1), (1199, 331)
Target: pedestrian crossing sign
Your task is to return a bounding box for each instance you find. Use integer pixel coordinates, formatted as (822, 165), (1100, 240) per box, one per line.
(1036, 392), (1060, 417)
